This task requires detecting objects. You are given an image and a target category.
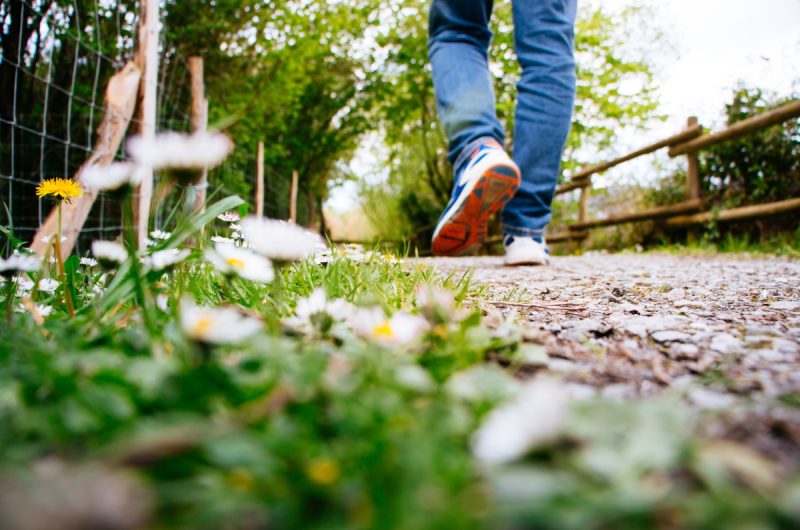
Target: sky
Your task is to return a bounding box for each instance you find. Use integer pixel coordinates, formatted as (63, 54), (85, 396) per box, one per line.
(326, 0), (800, 212)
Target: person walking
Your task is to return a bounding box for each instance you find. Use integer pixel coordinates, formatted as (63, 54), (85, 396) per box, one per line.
(429, 0), (578, 265)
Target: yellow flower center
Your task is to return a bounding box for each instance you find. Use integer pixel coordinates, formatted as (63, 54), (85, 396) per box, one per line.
(307, 458), (340, 485)
(371, 320), (394, 340)
(192, 316), (213, 337)
(225, 257), (246, 270)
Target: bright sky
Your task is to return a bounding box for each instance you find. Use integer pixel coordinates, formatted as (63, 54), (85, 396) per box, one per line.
(327, 0), (800, 211)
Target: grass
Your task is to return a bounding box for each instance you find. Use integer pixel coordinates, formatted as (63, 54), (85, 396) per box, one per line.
(2, 182), (799, 528)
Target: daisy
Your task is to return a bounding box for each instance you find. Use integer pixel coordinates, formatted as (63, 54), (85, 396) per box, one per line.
(205, 243), (274, 283)
(472, 378), (569, 466)
(80, 162), (139, 191)
(128, 132), (233, 170)
(351, 306), (429, 346)
(37, 278), (59, 293)
(35, 178), (83, 204)
(16, 277), (35, 293)
(283, 288), (355, 333)
(239, 217), (324, 261)
(218, 212), (240, 223)
(0, 255), (41, 277)
(211, 236), (235, 245)
(92, 240), (128, 266)
(40, 235), (67, 244)
(146, 248), (190, 271)
(79, 257), (98, 267)
(17, 304), (53, 318)
(180, 299), (262, 344)
(149, 229), (171, 241)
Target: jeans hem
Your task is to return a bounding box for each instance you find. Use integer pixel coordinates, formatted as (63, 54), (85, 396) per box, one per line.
(502, 224), (546, 237)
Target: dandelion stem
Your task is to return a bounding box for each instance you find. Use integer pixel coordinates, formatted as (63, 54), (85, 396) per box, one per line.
(54, 202), (75, 317)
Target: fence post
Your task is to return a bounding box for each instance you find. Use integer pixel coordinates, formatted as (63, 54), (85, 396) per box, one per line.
(133, 0), (160, 248)
(256, 141), (265, 217)
(289, 170), (299, 223)
(685, 116), (701, 201)
(189, 56), (208, 213)
(577, 165), (591, 225)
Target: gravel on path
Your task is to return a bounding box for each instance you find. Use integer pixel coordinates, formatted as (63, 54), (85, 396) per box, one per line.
(425, 252), (800, 469)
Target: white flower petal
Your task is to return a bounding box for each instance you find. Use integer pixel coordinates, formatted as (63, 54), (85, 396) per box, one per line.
(239, 217), (324, 261)
(128, 132), (233, 170)
(180, 299), (262, 344)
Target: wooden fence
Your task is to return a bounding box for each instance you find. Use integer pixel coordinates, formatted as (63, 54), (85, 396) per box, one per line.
(519, 99), (800, 246)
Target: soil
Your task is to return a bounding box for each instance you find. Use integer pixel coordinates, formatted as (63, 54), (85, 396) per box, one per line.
(426, 252), (800, 470)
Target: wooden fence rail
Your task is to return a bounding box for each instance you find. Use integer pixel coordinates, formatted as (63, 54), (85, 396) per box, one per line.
(538, 99), (800, 245)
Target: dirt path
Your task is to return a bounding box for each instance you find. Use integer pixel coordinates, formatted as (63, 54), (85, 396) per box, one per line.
(426, 252), (800, 468)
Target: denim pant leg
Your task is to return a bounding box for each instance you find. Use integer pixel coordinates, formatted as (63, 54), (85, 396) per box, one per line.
(502, 0), (578, 241)
(428, 0), (506, 168)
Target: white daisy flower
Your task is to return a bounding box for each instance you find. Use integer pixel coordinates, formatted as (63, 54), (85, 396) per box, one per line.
(0, 254), (41, 277)
(16, 277), (35, 293)
(218, 212), (240, 223)
(240, 217), (324, 261)
(17, 304), (53, 318)
(205, 243), (274, 283)
(80, 162), (140, 191)
(128, 132), (233, 170)
(211, 236), (235, 245)
(37, 278), (59, 293)
(146, 248), (190, 271)
(80, 257), (98, 267)
(351, 306), (429, 346)
(180, 299), (262, 344)
(92, 240), (128, 265)
(39, 235), (67, 244)
(283, 289), (355, 333)
(156, 294), (169, 312)
(472, 378), (569, 466)
(231, 231), (242, 240)
(149, 229), (171, 241)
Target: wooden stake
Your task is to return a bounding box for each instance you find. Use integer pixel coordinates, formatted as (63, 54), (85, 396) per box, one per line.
(289, 170), (299, 223)
(133, 0), (160, 248)
(256, 141), (265, 217)
(189, 56), (209, 213)
(685, 116), (701, 201)
(31, 63), (142, 257)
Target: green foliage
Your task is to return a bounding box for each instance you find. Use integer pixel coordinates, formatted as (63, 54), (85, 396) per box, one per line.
(698, 86), (800, 208)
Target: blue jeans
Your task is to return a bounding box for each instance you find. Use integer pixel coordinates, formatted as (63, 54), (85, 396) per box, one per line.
(429, 0), (577, 241)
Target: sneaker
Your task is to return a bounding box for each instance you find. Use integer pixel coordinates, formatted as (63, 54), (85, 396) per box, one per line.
(431, 141), (520, 256)
(504, 235), (550, 266)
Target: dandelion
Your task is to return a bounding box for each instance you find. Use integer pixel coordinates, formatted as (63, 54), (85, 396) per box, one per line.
(205, 243), (274, 283)
(35, 178), (83, 204)
(128, 132), (233, 171)
(218, 212), (240, 223)
(351, 306), (429, 346)
(80, 162), (139, 191)
(149, 230), (171, 241)
(79, 257), (98, 267)
(0, 255), (41, 277)
(180, 299), (262, 344)
(472, 378), (569, 466)
(146, 248), (190, 271)
(240, 217), (324, 261)
(306, 458), (340, 486)
(92, 240), (128, 266)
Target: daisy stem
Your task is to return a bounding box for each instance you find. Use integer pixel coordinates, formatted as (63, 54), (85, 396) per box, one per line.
(5, 278), (14, 325)
(121, 190), (155, 336)
(55, 202), (75, 318)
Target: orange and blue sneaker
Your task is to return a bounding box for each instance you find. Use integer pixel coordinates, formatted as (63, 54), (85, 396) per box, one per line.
(431, 140), (521, 256)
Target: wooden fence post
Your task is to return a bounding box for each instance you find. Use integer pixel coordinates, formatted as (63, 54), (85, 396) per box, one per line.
(133, 0), (160, 248)
(686, 116), (701, 201)
(256, 141), (265, 217)
(289, 170), (299, 223)
(189, 56), (208, 213)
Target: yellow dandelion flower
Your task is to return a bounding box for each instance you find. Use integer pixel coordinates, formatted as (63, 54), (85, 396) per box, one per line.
(307, 458), (340, 485)
(36, 178), (83, 203)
